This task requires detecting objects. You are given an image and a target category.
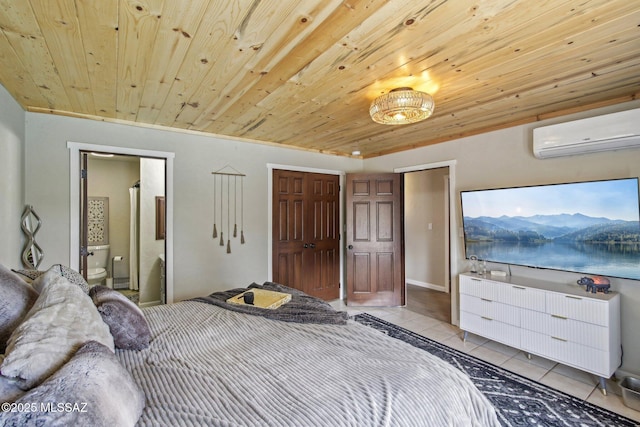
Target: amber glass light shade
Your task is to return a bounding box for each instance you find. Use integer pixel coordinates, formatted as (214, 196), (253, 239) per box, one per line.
(370, 87), (434, 125)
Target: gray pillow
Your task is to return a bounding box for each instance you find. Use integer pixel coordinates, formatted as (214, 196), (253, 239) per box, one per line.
(0, 341), (145, 427)
(1, 276), (114, 390)
(0, 355), (25, 404)
(0, 265), (39, 353)
(31, 264), (89, 294)
(10, 269), (44, 283)
(89, 286), (151, 350)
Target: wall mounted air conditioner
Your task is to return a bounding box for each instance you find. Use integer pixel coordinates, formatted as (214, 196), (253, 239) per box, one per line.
(532, 108), (640, 159)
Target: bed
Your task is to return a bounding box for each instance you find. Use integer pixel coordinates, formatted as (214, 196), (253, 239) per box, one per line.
(0, 264), (500, 426)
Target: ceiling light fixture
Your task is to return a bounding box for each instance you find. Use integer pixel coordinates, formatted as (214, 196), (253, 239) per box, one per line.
(369, 87), (434, 125)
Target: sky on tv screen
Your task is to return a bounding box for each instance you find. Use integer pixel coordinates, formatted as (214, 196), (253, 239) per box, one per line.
(462, 178), (639, 221)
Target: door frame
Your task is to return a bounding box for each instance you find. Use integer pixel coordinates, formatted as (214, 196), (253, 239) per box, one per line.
(266, 163), (345, 299)
(394, 160), (459, 325)
(67, 142), (175, 303)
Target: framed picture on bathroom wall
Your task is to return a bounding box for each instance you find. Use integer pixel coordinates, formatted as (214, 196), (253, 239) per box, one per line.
(88, 197), (109, 245)
(156, 196), (165, 240)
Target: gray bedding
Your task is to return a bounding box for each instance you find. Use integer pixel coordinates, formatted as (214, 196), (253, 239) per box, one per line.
(117, 301), (499, 426)
(191, 282), (349, 325)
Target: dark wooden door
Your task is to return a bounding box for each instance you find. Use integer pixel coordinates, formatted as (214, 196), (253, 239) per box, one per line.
(272, 170), (340, 300)
(346, 173), (405, 306)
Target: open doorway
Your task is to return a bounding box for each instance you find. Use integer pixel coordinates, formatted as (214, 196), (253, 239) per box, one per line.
(82, 153), (166, 306)
(404, 167), (450, 322)
(67, 142), (175, 305)
(397, 160), (457, 324)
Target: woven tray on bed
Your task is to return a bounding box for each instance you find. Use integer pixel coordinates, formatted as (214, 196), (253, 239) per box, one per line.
(227, 289), (291, 309)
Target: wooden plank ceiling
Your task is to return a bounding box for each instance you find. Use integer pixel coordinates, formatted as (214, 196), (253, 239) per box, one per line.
(0, 0), (638, 158)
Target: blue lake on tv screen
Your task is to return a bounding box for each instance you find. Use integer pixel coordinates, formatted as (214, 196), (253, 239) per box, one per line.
(467, 241), (640, 280)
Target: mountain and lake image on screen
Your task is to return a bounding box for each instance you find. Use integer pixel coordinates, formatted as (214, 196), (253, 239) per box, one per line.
(461, 178), (640, 281)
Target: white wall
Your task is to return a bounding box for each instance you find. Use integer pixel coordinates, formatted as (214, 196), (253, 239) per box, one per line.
(405, 168), (448, 289)
(0, 85), (25, 267)
(23, 113), (362, 302)
(364, 100), (640, 377)
(87, 156), (140, 278)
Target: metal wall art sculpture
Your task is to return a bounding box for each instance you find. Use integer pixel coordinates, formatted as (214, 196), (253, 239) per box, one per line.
(21, 205), (43, 269)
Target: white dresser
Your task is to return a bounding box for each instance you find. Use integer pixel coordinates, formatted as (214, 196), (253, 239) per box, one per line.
(459, 273), (621, 394)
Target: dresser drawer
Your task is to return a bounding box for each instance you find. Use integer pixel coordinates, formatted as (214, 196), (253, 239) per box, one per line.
(500, 284), (545, 311)
(459, 275), (498, 300)
(460, 275), (545, 311)
(460, 311), (520, 348)
(546, 293), (610, 326)
(521, 310), (609, 350)
(460, 294), (521, 326)
(521, 330), (611, 377)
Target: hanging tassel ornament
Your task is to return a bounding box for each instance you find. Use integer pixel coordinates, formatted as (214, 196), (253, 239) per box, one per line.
(219, 176), (224, 246)
(212, 175), (218, 238)
(211, 165), (246, 251)
(227, 175), (231, 254)
(240, 176), (246, 244)
(233, 176), (238, 238)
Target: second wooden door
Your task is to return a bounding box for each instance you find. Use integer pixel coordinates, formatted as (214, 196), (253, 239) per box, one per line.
(345, 173), (405, 306)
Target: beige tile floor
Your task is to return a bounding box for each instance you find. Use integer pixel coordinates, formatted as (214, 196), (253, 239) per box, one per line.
(330, 299), (640, 423)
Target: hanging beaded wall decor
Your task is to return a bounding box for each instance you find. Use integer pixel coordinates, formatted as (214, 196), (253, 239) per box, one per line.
(211, 166), (246, 254)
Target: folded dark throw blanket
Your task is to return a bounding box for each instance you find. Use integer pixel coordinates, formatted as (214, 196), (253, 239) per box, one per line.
(191, 282), (348, 325)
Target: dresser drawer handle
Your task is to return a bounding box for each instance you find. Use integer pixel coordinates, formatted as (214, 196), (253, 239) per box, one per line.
(551, 314), (568, 320)
(471, 278), (482, 282)
(551, 336), (568, 342)
(512, 286), (526, 290)
(481, 316), (493, 321)
(481, 298), (492, 302)
(565, 295), (582, 300)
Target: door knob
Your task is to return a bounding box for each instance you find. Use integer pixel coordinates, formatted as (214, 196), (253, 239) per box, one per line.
(348, 245), (353, 250)
(303, 243), (309, 248)
(309, 243), (316, 249)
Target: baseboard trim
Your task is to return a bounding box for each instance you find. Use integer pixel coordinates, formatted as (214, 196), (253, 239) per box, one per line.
(615, 368), (637, 382)
(406, 279), (446, 293)
(139, 300), (162, 308)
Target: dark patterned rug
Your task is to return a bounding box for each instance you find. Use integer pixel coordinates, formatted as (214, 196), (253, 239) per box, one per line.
(354, 313), (638, 427)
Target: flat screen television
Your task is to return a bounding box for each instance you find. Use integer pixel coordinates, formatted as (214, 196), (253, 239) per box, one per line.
(460, 177), (640, 281)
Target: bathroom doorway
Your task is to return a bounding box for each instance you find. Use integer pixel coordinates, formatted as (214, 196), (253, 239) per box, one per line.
(80, 152), (166, 306)
(68, 142), (174, 305)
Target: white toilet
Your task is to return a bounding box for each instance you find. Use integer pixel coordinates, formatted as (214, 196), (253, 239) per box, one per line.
(87, 244), (110, 287)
